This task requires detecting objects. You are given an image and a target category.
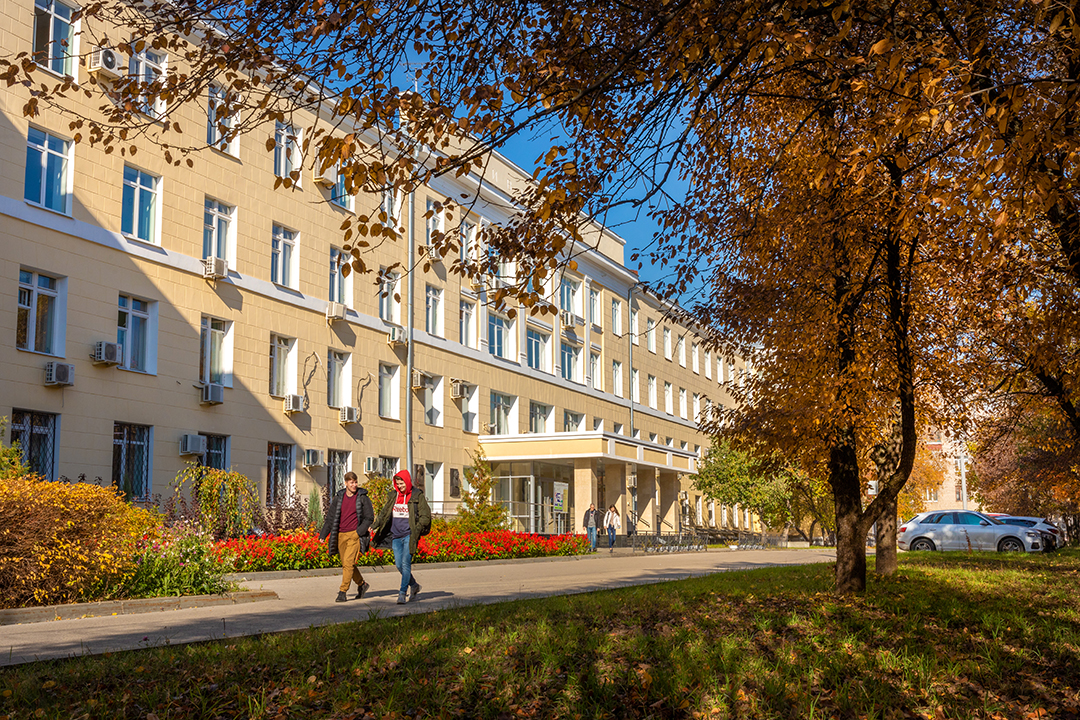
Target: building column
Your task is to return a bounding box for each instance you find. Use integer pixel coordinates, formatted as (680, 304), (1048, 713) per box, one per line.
(573, 457), (598, 532)
(657, 470), (680, 533)
(637, 466), (657, 534)
(604, 462), (625, 520)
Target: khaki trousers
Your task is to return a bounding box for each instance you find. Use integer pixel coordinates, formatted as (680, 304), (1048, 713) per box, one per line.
(337, 532), (365, 592)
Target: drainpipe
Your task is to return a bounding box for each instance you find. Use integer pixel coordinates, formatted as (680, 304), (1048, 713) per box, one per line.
(626, 282), (639, 438)
(406, 190), (415, 476)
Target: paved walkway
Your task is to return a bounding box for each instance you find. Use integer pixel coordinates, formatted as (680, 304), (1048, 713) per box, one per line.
(0, 548), (835, 667)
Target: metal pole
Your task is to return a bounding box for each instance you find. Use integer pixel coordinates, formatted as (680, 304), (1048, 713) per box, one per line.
(959, 445), (968, 510)
(406, 190), (415, 477)
(626, 283), (637, 437)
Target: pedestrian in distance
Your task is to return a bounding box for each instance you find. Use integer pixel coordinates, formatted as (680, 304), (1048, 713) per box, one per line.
(371, 470), (432, 604)
(319, 471), (374, 603)
(582, 503), (602, 553)
(604, 504), (621, 553)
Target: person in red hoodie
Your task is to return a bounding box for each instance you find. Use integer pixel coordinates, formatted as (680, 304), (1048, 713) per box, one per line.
(371, 470), (432, 604)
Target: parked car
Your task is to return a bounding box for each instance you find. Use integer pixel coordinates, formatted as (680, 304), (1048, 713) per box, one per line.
(897, 510), (1043, 552)
(996, 516), (1061, 551)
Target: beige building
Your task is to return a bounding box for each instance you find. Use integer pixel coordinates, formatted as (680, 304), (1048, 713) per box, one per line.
(1, 1), (757, 536)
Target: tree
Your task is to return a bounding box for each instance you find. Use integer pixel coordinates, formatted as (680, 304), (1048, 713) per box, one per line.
(692, 439), (793, 530)
(456, 449), (508, 533)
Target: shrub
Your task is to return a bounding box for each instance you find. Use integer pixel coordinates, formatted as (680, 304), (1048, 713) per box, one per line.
(112, 522), (233, 598)
(456, 449), (508, 533)
(0, 474), (158, 608)
(167, 463), (261, 540)
(307, 487), (324, 530)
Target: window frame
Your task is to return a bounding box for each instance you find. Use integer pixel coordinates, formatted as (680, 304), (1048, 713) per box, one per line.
(329, 247), (350, 305)
(273, 121), (301, 181)
(526, 327), (550, 372)
(121, 165), (161, 244)
(271, 224), (298, 289)
(202, 197), (234, 263)
(378, 362), (399, 419)
(11, 409), (58, 481)
(117, 293), (153, 373)
(266, 441), (294, 505)
(16, 269), (62, 356)
(206, 84), (239, 155)
(24, 126), (72, 215)
(128, 45), (166, 119)
(425, 284), (443, 336)
(269, 333), (295, 397)
(199, 315), (230, 387)
(33, 0), (77, 77)
(113, 421), (152, 501)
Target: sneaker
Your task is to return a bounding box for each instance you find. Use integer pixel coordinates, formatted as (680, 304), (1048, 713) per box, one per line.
(335, 591), (348, 603)
(409, 582), (422, 601)
(396, 593), (407, 605)
(355, 582), (370, 600)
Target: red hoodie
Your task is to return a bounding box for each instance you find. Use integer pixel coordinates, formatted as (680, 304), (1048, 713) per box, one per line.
(390, 470), (413, 539)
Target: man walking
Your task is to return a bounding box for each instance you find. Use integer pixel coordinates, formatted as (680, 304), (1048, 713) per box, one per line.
(319, 471), (374, 602)
(372, 470), (432, 604)
(582, 502), (602, 553)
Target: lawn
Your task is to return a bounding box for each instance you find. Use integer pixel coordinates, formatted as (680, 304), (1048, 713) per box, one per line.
(2, 551), (1079, 720)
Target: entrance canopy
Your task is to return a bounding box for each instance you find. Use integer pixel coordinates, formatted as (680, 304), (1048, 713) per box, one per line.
(478, 430), (699, 474)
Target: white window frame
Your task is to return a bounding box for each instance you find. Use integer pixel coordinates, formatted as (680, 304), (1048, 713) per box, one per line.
(330, 168), (354, 211)
(526, 327), (550, 372)
(461, 383), (479, 433)
(612, 360), (623, 398)
(121, 165), (161, 244)
(200, 315), (233, 387)
(647, 374), (657, 409)
(273, 121), (301, 181)
(24, 127), (71, 215)
(425, 197), (443, 245)
(269, 334), (296, 397)
(459, 220), (476, 265)
(488, 312), (510, 359)
(665, 381), (673, 414)
(271, 224), (298, 289)
(381, 189), (400, 232)
(630, 308), (639, 345)
(378, 269), (401, 324)
(459, 299), (476, 348)
(590, 351), (601, 390)
(327, 349), (351, 408)
(560, 341), (581, 383)
(266, 441), (294, 505)
(423, 374), (444, 427)
(559, 277), (581, 316)
(490, 391), (516, 435)
(378, 363), (400, 419)
(611, 298), (622, 336)
(678, 336), (686, 367)
(679, 387), (687, 419)
(16, 269), (64, 356)
(693, 393), (701, 423)
(562, 410), (583, 432)
(207, 84), (238, 155)
(202, 197), (235, 264)
(117, 293), (155, 373)
(33, 0), (78, 77)
(588, 288), (600, 327)
(330, 247), (351, 305)
(128, 45), (166, 119)
(664, 327), (672, 360)
(631, 368), (639, 403)
(691, 342), (699, 373)
(425, 285), (443, 336)
(705, 349), (712, 379)
(647, 318), (656, 353)
(528, 401), (552, 434)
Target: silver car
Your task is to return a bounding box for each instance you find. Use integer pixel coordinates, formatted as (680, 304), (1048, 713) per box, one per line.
(997, 516), (1061, 551)
(897, 510), (1043, 552)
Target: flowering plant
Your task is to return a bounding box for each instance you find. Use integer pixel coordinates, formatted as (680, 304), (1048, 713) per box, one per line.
(113, 521), (233, 598)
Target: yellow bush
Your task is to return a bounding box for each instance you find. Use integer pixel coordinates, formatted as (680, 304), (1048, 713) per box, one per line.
(0, 474), (160, 608)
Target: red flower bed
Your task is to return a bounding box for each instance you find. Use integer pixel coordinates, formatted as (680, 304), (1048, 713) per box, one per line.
(212, 528), (589, 572)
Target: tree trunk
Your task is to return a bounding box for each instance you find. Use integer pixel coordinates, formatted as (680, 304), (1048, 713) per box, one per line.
(874, 494), (897, 575)
(831, 428), (866, 593)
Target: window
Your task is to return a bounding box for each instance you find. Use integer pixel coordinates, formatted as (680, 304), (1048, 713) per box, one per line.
(274, 122), (300, 180)
(129, 46), (165, 119)
(925, 488), (939, 502)
(121, 166), (159, 243)
(16, 269), (59, 355)
(649, 432), (658, 443)
(647, 318), (656, 352)
(490, 392), (514, 435)
(559, 277), (580, 315)
(203, 198), (233, 261)
(25, 127), (70, 214)
(955, 485), (963, 502)
(705, 349), (712, 379)
(560, 342), (580, 382)
(266, 442), (293, 505)
(330, 170), (353, 211)
(589, 288), (599, 326)
(693, 393), (701, 422)
(378, 363), (399, 419)
(327, 350), (348, 408)
(526, 328), (549, 371)
(488, 313), (509, 359)
(113, 422), (151, 500)
(425, 198), (442, 244)
(200, 316), (228, 386)
(611, 298), (622, 335)
(691, 343), (700, 373)
(590, 352), (601, 390)
(529, 401), (551, 434)
(612, 360), (623, 397)
(718, 357), (724, 382)
(11, 410), (57, 481)
(459, 300), (476, 348)
(647, 375), (657, 408)
(459, 220), (476, 264)
(425, 285), (442, 336)
(460, 383), (478, 433)
(327, 450), (349, 495)
(206, 85), (237, 154)
(664, 327), (672, 359)
(271, 225), (297, 288)
(329, 248), (349, 304)
(381, 189), (399, 229)
(593, 417), (603, 431)
(33, 0), (75, 75)
(117, 294), (151, 372)
(269, 334), (294, 397)
(679, 387), (687, 418)
(423, 462), (441, 502)
(664, 381), (673, 414)
(631, 309), (639, 345)
(201, 433), (228, 470)
(678, 336), (686, 367)
(631, 368), (639, 402)
(378, 270), (400, 323)
(613, 422), (624, 435)
(423, 375), (443, 426)
(563, 410), (583, 432)
(696, 496), (703, 525)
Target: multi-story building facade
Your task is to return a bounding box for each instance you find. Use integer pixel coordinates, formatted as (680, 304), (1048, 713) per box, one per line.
(1, 1), (753, 536)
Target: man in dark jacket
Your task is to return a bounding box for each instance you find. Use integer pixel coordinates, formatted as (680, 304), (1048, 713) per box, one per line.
(319, 472), (374, 602)
(371, 470), (431, 604)
(582, 503), (601, 552)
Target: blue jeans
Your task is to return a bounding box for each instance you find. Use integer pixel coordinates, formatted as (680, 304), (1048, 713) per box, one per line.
(607, 526), (616, 548)
(587, 527), (597, 551)
(391, 536), (415, 595)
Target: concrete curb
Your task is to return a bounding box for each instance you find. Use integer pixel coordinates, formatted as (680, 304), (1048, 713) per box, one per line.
(0, 590), (279, 626)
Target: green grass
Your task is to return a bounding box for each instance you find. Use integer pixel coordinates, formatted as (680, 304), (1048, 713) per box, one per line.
(3, 550), (1080, 719)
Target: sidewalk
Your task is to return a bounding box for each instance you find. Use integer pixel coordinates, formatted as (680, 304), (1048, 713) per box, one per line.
(0, 548), (835, 667)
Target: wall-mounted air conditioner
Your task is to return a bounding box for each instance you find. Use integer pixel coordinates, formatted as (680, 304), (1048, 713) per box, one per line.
(204, 256), (228, 280)
(364, 456), (379, 474)
(303, 448), (325, 467)
(313, 164), (338, 187)
(283, 394), (304, 414)
(410, 370), (429, 390)
(450, 381), (469, 400)
(88, 47), (125, 79)
(627, 473), (638, 488)
(560, 310), (575, 326)
(179, 434), (208, 456)
(387, 326), (407, 347)
(201, 383), (225, 405)
(326, 302), (346, 322)
(92, 341), (122, 366)
(339, 406), (360, 425)
(420, 245), (438, 261)
(44, 362), (74, 386)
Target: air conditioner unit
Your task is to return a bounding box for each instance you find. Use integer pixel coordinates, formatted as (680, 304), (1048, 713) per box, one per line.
(179, 434), (208, 456)
(450, 381), (469, 400)
(679, 491), (689, 500)
(411, 370), (428, 390)
(283, 394), (305, 414)
(560, 310), (575, 326)
(88, 47), (124, 79)
(201, 383), (225, 405)
(387, 326), (407, 347)
(326, 302), (347, 322)
(313, 164), (338, 187)
(92, 340), (122, 365)
(44, 361), (74, 386)
(339, 406), (360, 425)
(469, 277), (483, 291)
(203, 256), (228, 280)
(627, 473), (637, 489)
(303, 448), (325, 467)
(364, 456), (379, 474)
(420, 245), (438, 261)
